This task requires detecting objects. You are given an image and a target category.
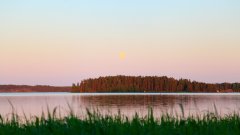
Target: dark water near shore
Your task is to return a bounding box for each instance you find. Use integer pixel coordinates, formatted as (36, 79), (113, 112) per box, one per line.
(0, 93), (240, 118)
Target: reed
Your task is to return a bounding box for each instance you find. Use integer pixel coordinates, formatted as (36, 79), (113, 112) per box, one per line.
(0, 108), (240, 135)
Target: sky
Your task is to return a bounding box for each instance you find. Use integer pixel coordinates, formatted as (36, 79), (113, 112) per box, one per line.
(0, 0), (240, 86)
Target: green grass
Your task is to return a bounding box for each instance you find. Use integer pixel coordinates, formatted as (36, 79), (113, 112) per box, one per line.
(0, 109), (240, 135)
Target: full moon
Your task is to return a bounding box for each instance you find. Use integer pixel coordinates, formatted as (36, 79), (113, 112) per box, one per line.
(119, 52), (126, 60)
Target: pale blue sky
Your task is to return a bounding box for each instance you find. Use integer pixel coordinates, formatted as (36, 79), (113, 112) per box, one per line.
(0, 0), (240, 85)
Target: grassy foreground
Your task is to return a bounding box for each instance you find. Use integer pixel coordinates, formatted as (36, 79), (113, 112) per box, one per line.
(0, 110), (240, 135)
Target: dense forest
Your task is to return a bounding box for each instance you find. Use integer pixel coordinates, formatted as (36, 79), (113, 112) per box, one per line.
(72, 76), (240, 93)
(0, 85), (71, 92)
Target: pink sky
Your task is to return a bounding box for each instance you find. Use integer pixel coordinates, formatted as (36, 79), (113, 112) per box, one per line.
(0, 0), (240, 85)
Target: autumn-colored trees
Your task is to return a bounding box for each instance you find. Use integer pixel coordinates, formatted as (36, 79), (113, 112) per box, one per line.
(72, 76), (240, 93)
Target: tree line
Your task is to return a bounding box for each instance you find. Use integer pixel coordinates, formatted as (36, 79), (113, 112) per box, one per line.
(0, 85), (71, 92)
(72, 76), (240, 93)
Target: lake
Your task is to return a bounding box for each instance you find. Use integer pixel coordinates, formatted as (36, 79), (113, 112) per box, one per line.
(0, 92), (240, 118)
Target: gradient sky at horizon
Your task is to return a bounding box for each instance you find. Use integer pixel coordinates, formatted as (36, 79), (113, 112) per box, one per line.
(1, 0), (240, 86)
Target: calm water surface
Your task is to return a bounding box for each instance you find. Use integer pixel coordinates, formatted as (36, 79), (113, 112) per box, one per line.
(0, 93), (240, 118)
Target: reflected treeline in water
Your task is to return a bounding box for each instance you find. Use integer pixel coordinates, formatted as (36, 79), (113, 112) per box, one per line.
(71, 95), (240, 117)
(73, 95), (186, 107)
(73, 95), (212, 107)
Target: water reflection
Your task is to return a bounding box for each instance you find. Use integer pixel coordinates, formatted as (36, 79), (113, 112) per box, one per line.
(0, 94), (240, 118)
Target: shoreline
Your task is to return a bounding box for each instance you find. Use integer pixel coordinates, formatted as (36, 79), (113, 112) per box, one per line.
(1, 92), (240, 97)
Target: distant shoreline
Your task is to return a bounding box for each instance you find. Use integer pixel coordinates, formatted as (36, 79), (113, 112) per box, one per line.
(0, 85), (71, 93)
(73, 75), (240, 93)
(0, 84), (238, 93)
(1, 92), (240, 97)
